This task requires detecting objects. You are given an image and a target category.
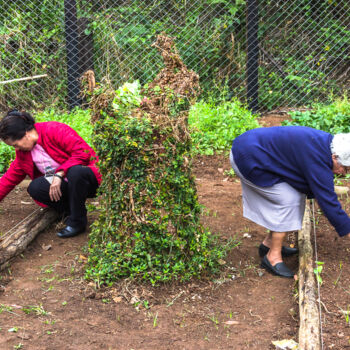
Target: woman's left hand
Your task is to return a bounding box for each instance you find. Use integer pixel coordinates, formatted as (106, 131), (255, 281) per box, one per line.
(49, 175), (63, 202)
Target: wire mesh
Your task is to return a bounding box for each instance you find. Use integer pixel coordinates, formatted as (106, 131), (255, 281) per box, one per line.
(0, 0), (349, 112)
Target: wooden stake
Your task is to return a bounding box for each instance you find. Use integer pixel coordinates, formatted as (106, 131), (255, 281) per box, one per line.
(298, 201), (321, 349)
(0, 74), (48, 85)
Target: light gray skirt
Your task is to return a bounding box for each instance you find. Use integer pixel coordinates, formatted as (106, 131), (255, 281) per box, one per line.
(230, 150), (306, 232)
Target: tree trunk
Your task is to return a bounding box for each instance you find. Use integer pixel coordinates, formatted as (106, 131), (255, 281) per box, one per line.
(0, 208), (59, 270)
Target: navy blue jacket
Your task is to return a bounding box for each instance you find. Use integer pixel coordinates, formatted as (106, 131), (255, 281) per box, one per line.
(232, 126), (350, 236)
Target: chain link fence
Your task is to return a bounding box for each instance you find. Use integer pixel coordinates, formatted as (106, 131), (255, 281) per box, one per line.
(0, 0), (349, 112)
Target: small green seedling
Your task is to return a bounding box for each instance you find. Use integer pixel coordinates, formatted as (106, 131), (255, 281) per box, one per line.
(23, 304), (49, 316)
(334, 261), (343, 286)
(313, 261), (324, 285)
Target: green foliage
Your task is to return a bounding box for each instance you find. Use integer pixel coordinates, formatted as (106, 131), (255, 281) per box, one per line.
(258, 1), (350, 109)
(81, 0), (246, 96)
(0, 0), (66, 109)
(86, 81), (235, 286)
(188, 98), (260, 155)
(0, 143), (15, 174)
(35, 108), (93, 145)
(0, 0), (348, 110)
(0, 108), (92, 173)
(282, 95), (350, 134)
(313, 260), (324, 286)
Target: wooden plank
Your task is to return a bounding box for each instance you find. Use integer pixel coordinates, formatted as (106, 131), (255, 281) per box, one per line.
(298, 201), (321, 349)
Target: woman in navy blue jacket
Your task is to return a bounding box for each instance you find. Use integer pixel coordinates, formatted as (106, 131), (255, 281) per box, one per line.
(231, 126), (350, 278)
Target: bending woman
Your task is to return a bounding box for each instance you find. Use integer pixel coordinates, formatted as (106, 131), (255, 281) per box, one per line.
(0, 110), (101, 238)
(231, 126), (350, 278)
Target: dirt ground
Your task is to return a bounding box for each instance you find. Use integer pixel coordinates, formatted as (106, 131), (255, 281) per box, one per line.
(0, 115), (349, 349)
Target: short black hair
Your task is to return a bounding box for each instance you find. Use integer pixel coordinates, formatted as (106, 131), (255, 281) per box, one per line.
(0, 110), (36, 141)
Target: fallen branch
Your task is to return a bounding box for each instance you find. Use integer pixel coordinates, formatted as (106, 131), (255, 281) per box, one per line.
(0, 208), (59, 270)
(0, 74), (48, 85)
(298, 200), (321, 349)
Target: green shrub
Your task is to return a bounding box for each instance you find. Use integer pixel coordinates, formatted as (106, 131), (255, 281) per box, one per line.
(282, 95), (350, 134)
(188, 98), (260, 155)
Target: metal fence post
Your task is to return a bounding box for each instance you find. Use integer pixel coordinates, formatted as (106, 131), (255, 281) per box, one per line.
(246, 0), (259, 113)
(64, 0), (81, 109)
(78, 18), (94, 76)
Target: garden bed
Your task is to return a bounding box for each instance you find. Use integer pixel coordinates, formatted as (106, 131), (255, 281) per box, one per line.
(0, 116), (349, 349)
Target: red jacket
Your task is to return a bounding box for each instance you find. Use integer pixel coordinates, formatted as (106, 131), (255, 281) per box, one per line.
(0, 122), (102, 204)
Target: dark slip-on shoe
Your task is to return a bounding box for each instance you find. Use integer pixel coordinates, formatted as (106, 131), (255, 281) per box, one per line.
(57, 225), (86, 238)
(258, 243), (299, 258)
(260, 255), (295, 278)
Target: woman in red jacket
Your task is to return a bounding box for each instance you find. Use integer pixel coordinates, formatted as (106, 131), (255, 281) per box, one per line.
(0, 110), (102, 238)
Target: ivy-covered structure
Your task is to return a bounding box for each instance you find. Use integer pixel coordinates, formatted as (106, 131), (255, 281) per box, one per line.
(85, 35), (229, 286)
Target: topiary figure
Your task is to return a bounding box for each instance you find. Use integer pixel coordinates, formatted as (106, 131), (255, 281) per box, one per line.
(85, 34), (231, 286)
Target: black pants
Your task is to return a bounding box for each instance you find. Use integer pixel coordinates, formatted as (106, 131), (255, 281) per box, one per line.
(27, 165), (98, 227)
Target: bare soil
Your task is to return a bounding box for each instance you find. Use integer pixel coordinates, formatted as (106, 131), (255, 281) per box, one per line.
(0, 115), (349, 349)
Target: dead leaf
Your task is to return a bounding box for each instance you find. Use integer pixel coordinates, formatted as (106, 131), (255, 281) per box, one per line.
(113, 296), (123, 303)
(224, 320), (239, 325)
(41, 244), (52, 251)
(335, 185), (349, 196)
(17, 334), (30, 340)
(79, 254), (88, 260)
(21, 201), (32, 205)
(272, 339), (299, 349)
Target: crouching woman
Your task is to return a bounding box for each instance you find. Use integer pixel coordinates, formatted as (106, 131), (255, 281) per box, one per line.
(0, 110), (101, 238)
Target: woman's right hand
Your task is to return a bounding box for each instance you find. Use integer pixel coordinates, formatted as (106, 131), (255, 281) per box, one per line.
(49, 176), (63, 202)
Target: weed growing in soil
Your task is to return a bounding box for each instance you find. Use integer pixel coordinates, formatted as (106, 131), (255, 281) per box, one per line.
(334, 260), (343, 286)
(314, 261), (324, 285)
(22, 304), (49, 316)
(0, 304), (14, 314)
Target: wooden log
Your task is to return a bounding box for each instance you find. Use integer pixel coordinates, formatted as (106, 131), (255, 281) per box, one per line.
(298, 201), (321, 349)
(0, 208), (59, 270)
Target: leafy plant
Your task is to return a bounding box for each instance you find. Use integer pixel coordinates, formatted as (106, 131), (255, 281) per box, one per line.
(188, 98), (260, 155)
(313, 260), (324, 285)
(22, 304), (49, 316)
(282, 95), (350, 134)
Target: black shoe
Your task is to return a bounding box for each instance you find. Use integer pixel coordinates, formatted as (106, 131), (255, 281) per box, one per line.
(258, 243), (298, 258)
(260, 255), (295, 278)
(57, 225), (86, 238)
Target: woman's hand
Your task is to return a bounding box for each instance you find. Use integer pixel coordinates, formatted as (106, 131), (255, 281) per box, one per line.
(49, 173), (63, 201)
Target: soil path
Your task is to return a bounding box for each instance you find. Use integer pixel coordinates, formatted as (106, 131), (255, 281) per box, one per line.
(0, 153), (298, 350)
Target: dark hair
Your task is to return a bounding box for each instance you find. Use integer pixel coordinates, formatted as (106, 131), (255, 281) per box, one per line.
(0, 110), (36, 141)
